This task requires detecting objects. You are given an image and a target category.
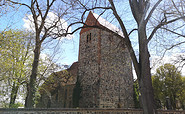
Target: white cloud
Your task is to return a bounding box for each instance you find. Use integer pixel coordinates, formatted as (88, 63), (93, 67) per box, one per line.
(133, 53), (185, 79)
(23, 12), (73, 40)
(23, 14), (35, 31)
(92, 12), (124, 37)
(151, 53), (185, 76)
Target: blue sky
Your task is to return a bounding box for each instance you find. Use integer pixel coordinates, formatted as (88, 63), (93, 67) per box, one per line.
(0, 1), (134, 67)
(0, 0), (185, 76)
(0, 6), (80, 66)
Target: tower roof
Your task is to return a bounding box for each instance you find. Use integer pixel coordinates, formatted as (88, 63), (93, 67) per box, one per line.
(80, 11), (123, 37)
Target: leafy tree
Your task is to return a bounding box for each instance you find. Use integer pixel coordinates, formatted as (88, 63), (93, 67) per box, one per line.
(152, 63), (185, 109)
(0, 29), (62, 108)
(179, 77), (185, 109)
(0, 29), (34, 108)
(133, 80), (141, 108)
(7, 0), (73, 108)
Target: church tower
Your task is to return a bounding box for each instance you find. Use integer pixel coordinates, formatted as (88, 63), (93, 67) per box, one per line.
(78, 12), (134, 108)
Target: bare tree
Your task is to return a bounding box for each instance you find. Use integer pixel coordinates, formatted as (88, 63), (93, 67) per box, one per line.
(7, 0), (73, 108)
(62, 0), (185, 113)
(148, 0), (185, 74)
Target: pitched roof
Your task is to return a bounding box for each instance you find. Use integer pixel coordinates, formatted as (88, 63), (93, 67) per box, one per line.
(39, 62), (78, 94)
(80, 11), (124, 37)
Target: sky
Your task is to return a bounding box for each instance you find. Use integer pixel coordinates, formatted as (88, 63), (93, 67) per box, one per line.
(0, 0), (185, 78)
(21, 12), (78, 66)
(0, 6), (79, 66)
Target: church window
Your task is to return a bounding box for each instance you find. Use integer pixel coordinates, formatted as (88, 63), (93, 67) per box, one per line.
(86, 33), (92, 43)
(89, 33), (91, 41)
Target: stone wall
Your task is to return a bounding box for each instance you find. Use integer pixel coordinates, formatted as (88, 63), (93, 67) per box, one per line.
(37, 83), (75, 108)
(78, 28), (101, 108)
(0, 108), (185, 114)
(99, 30), (134, 108)
(37, 62), (78, 108)
(78, 27), (134, 108)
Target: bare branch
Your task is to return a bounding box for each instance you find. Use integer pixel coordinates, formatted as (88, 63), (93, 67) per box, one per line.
(147, 16), (185, 43)
(128, 28), (138, 36)
(7, 0), (31, 9)
(167, 41), (185, 51)
(162, 41), (185, 59)
(145, 0), (162, 23)
(39, 0), (55, 34)
(171, 0), (182, 16)
(108, 0), (140, 78)
(76, 0), (87, 10)
(35, 0), (42, 18)
(161, 27), (185, 37)
(80, 6), (112, 22)
(129, 0), (140, 24)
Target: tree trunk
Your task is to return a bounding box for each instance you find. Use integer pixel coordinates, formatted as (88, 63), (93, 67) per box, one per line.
(9, 82), (19, 108)
(25, 43), (41, 108)
(138, 25), (155, 114)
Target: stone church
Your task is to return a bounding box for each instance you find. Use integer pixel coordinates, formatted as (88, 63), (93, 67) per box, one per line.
(37, 12), (134, 108)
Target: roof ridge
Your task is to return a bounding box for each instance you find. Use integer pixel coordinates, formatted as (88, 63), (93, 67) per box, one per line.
(92, 12), (124, 37)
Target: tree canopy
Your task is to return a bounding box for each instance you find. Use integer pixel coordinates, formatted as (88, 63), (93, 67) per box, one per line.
(152, 63), (185, 109)
(0, 29), (34, 107)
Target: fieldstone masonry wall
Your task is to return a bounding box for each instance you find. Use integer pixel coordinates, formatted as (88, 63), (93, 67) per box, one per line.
(0, 108), (185, 114)
(78, 27), (134, 108)
(99, 30), (133, 108)
(78, 28), (101, 108)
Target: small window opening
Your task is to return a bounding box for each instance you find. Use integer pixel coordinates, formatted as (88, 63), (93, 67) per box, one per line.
(89, 33), (91, 41)
(86, 33), (92, 43)
(87, 34), (89, 43)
